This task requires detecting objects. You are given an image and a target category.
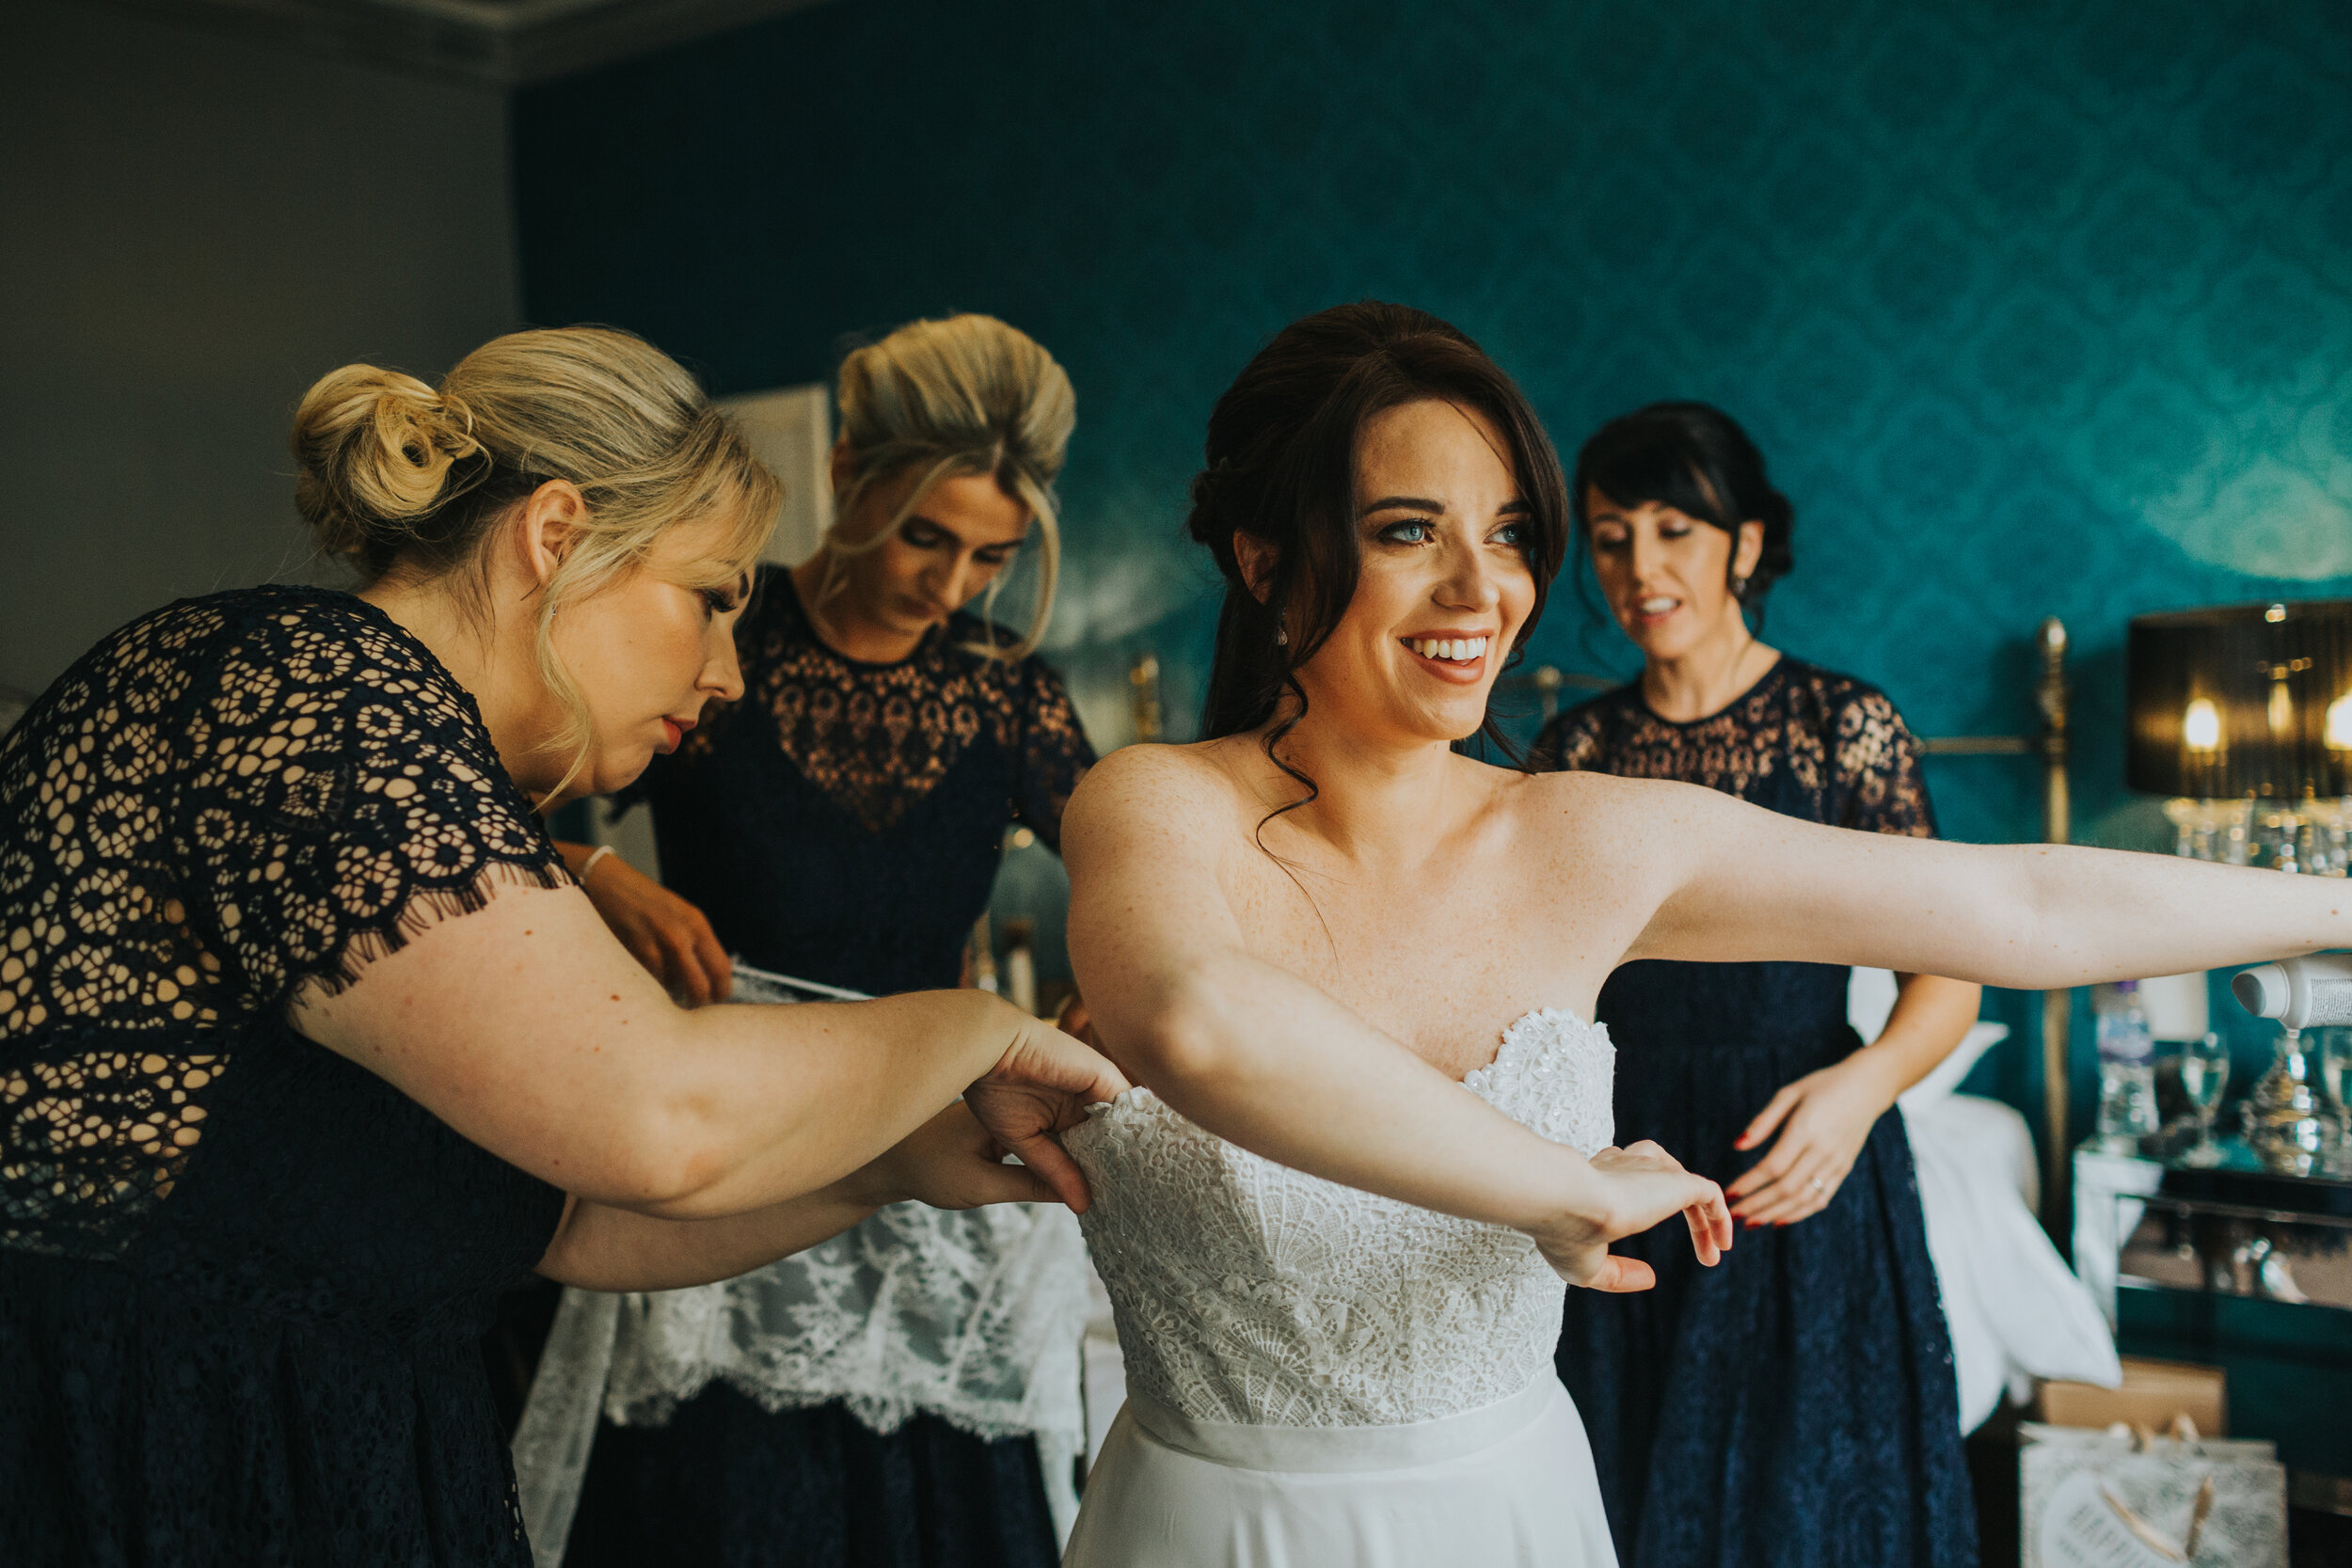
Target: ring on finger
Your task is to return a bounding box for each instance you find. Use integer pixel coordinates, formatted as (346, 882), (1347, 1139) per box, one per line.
(1807, 1178), (1826, 1194)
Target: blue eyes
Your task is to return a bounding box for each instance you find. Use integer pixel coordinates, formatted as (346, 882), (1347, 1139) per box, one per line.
(1375, 519), (1531, 549)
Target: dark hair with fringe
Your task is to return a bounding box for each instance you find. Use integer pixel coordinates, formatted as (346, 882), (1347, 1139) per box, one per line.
(1571, 401), (1795, 624)
(1185, 301), (1569, 827)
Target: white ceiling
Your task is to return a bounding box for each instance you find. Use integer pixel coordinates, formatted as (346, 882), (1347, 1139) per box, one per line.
(96, 0), (831, 85)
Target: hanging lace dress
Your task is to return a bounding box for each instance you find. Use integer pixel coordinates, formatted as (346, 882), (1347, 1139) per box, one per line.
(0, 588), (573, 1566)
(1535, 657), (1978, 1568)
(516, 566), (1095, 1568)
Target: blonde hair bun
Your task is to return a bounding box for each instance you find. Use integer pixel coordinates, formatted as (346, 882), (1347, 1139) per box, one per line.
(282, 325), (780, 802)
(292, 364), (485, 560)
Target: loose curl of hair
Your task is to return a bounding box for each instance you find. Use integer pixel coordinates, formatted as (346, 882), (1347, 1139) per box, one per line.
(291, 326), (780, 801)
(1571, 401), (1795, 624)
(1186, 302), (1569, 830)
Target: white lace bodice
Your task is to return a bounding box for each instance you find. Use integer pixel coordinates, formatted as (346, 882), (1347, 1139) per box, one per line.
(1066, 1008), (1614, 1430)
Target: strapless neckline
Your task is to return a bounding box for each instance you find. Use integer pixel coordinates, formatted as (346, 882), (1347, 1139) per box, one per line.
(1089, 1004), (1601, 1118)
(1066, 1005), (1614, 1435)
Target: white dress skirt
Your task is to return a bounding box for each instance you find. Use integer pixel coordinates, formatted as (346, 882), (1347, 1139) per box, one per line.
(1060, 1008), (1625, 1568)
(1064, 1374), (1614, 1567)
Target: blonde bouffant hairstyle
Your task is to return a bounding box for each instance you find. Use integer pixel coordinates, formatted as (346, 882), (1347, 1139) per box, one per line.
(291, 325), (780, 800)
(820, 313), (1075, 659)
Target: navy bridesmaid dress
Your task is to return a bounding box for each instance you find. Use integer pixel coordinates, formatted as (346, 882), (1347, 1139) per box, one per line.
(2, 590), (572, 1566)
(1536, 657), (1978, 1568)
(561, 565), (1094, 1568)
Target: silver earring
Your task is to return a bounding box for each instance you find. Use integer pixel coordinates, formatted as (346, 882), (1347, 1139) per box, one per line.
(1731, 575), (1751, 601)
(1276, 621), (1289, 646)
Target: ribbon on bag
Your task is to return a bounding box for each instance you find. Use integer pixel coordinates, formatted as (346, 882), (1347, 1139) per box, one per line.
(2022, 1417), (2285, 1567)
(2089, 1418), (2214, 1562)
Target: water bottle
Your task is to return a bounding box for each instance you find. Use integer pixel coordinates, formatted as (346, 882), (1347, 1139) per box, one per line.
(2095, 980), (2161, 1151)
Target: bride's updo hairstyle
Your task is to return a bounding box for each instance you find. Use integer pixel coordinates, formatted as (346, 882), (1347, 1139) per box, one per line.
(818, 313), (1075, 659)
(1187, 302), (1569, 752)
(291, 325), (780, 796)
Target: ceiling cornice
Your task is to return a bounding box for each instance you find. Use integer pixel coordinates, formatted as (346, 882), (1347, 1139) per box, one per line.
(90, 0), (832, 86)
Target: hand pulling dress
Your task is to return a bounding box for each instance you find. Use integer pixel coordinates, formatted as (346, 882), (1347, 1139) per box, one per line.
(552, 565), (1096, 1568)
(1534, 657), (1978, 1568)
(0, 588), (572, 1567)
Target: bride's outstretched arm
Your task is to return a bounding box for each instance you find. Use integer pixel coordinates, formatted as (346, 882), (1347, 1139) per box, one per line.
(1622, 776), (2349, 979)
(1064, 751), (1727, 1291)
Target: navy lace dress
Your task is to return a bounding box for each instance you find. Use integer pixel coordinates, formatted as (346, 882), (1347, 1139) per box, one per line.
(564, 565), (1094, 1568)
(0, 588), (571, 1567)
(1535, 657), (1976, 1568)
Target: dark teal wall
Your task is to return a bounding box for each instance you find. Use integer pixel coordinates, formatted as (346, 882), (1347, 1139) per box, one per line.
(513, 0), (2352, 1133)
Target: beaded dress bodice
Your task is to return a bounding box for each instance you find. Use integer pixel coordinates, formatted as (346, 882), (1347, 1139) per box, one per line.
(1066, 1008), (1613, 1430)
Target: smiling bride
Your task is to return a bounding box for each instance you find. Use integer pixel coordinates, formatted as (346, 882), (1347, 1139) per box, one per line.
(1054, 302), (2352, 1568)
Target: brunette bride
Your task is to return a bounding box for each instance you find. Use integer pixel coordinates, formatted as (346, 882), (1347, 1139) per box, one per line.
(1055, 302), (2349, 1568)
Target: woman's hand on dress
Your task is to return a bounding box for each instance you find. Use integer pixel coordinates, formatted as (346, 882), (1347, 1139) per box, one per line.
(962, 1003), (1131, 1215)
(578, 850), (732, 1006)
(1533, 1142), (1731, 1291)
(1725, 1053), (1901, 1227)
(850, 1102), (1067, 1211)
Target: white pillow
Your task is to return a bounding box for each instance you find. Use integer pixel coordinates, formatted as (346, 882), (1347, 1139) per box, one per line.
(1849, 965), (2010, 1106)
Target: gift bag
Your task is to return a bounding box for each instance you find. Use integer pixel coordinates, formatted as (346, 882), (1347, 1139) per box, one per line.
(2020, 1418), (2287, 1567)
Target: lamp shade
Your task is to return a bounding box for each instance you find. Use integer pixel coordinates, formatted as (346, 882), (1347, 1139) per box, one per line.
(2126, 599), (2352, 798)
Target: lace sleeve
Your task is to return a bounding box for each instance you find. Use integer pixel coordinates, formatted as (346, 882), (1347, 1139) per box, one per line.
(1009, 657), (1094, 850)
(176, 602), (570, 1010)
(1833, 687), (1938, 839)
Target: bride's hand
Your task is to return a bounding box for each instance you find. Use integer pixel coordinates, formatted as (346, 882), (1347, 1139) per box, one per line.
(962, 1006), (1131, 1214)
(1530, 1141), (1732, 1291)
(852, 1103), (1066, 1211)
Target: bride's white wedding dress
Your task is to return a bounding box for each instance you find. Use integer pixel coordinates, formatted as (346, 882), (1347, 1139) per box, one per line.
(1061, 1007), (1621, 1567)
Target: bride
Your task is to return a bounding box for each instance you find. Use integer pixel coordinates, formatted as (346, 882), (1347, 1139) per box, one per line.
(1055, 302), (2349, 1568)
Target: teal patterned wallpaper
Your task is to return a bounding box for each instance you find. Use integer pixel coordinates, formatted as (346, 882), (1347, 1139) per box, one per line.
(513, 0), (2352, 1133)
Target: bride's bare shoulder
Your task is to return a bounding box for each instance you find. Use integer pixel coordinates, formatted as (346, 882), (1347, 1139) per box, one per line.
(1505, 768), (1723, 845)
(1066, 738), (1259, 839)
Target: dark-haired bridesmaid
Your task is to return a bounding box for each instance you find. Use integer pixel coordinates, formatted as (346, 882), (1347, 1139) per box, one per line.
(1535, 403), (1984, 1568)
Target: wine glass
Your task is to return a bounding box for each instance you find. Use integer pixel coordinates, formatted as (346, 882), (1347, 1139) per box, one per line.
(2322, 1029), (2351, 1172)
(2180, 1033), (2230, 1166)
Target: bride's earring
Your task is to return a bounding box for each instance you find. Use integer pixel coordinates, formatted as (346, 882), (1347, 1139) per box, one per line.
(1730, 574), (1750, 602)
(1275, 620), (1289, 647)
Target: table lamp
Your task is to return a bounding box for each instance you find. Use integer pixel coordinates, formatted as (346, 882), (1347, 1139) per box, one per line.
(2127, 599), (2352, 875)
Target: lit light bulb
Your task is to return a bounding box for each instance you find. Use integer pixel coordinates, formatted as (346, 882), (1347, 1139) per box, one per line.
(2328, 693), (2352, 752)
(2184, 698), (2221, 752)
